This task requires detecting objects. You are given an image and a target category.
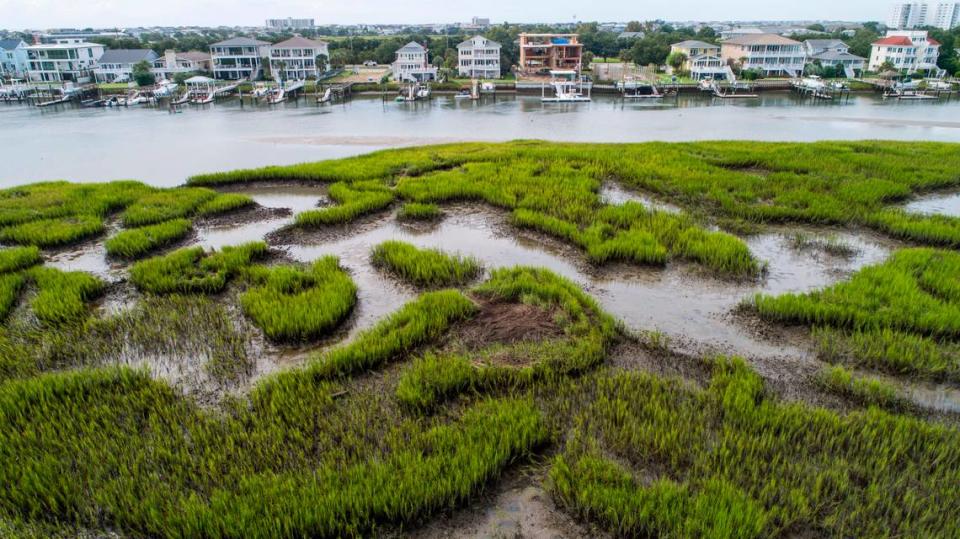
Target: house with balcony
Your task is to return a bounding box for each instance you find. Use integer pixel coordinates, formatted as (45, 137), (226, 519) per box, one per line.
(210, 37), (270, 80)
(720, 34), (804, 77)
(669, 40), (728, 80)
(391, 41), (437, 82)
(803, 39), (865, 77)
(151, 50), (212, 79)
(25, 41), (104, 83)
(868, 31), (941, 74)
(457, 35), (501, 78)
(268, 36), (330, 81)
(0, 39), (29, 78)
(518, 33), (583, 74)
(94, 49), (159, 83)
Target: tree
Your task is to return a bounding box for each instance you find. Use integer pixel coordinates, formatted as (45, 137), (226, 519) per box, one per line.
(315, 54), (328, 76)
(131, 60), (155, 86)
(806, 23), (826, 32)
(625, 21), (643, 32)
(666, 51), (687, 73)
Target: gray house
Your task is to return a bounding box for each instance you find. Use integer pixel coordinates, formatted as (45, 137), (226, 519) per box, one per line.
(94, 49), (159, 82)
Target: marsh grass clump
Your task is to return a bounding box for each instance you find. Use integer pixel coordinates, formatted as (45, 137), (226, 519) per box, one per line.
(121, 188), (217, 227)
(785, 231), (859, 257)
(548, 357), (960, 537)
(371, 240), (482, 288)
(130, 242), (268, 295)
(240, 257), (357, 342)
(398, 202), (441, 221)
(0, 215), (104, 247)
(194, 193), (255, 217)
(0, 247), (41, 274)
(814, 327), (960, 383)
(0, 180), (153, 227)
(0, 273), (26, 321)
(295, 181), (394, 226)
(26, 267), (105, 327)
(104, 219), (192, 259)
(816, 365), (908, 411)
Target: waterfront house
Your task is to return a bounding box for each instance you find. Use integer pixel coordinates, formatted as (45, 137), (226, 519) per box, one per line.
(210, 37), (270, 80)
(152, 50), (212, 79)
(94, 49), (159, 83)
(518, 33), (583, 74)
(268, 36), (330, 81)
(0, 39), (29, 78)
(868, 30), (941, 74)
(720, 34), (804, 77)
(669, 40), (728, 80)
(391, 42), (437, 82)
(803, 39), (866, 77)
(25, 41), (104, 83)
(457, 35), (501, 78)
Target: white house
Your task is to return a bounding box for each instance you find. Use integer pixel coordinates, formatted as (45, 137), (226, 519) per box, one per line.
(803, 39), (866, 77)
(456, 35), (501, 78)
(0, 39), (29, 78)
(25, 41), (104, 83)
(94, 49), (159, 83)
(720, 34), (805, 77)
(151, 50), (212, 79)
(392, 41), (437, 82)
(869, 31), (941, 73)
(669, 40), (727, 80)
(210, 37), (270, 80)
(269, 36), (330, 81)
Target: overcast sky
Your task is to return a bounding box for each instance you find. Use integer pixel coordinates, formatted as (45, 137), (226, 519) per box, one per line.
(1, 0), (888, 29)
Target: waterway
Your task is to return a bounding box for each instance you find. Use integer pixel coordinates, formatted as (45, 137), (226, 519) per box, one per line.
(2, 92), (959, 187)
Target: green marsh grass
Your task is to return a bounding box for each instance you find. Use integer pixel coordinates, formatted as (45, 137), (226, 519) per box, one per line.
(0, 274), (26, 321)
(194, 193), (255, 217)
(398, 202), (441, 220)
(814, 327), (960, 382)
(371, 240), (482, 287)
(816, 364), (907, 411)
(121, 188), (217, 227)
(0, 215), (104, 247)
(240, 257), (357, 342)
(130, 242), (267, 295)
(0, 247), (41, 274)
(26, 267), (104, 327)
(0, 180), (153, 226)
(104, 219), (192, 259)
(294, 181), (394, 226)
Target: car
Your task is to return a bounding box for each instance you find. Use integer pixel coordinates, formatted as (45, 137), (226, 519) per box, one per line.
(362, 60), (378, 67)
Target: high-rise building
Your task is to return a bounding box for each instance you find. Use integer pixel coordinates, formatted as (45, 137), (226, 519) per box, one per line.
(887, 2), (959, 30)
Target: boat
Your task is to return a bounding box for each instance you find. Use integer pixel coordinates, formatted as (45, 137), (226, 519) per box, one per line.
(480, 82), (496, 94)
(151, 80), (179, 98)
(317, 87), (333, 104)
(119, 91), (147, 106)
(698, 78), (715, 92)
(416, 86), (431, 99)
(924, 79), (953, 91)
(172, 91), (191, 105)
(454, 88), (472, 99)
(81, 98), (105, 108)
(251, 83), (270, 99)
(191, 92), (214, 105)
(265, 87), (286, 104)
(541, 70), (592, 103)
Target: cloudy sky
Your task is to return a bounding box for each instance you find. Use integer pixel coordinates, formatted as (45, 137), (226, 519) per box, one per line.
(1, 0), (888, 29)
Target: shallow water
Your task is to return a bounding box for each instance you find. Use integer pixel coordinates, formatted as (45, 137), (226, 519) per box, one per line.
(904, 191), (960, 217)
(598, 182), (682, 213)
(2, 92), (960, 186)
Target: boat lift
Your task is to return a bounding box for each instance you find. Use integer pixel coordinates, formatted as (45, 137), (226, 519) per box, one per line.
(541, 70), (591, 103)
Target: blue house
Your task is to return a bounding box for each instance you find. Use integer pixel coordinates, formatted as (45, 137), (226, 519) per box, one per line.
(0, 39), (29, 78)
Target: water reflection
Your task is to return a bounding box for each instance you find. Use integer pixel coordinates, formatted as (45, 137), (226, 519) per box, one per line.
(904, 191), (960, 217)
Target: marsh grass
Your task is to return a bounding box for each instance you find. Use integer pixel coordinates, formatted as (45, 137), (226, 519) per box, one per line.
(398, 202), (441, 221)
(0, 247), (41, 274)
(816, 365), (908, 411)
(240, 257), (357, 342)
(0, 274), (26, 321)
(785, 231), (858, 257)
(0, 215), (104, 247)
(814, 327), (960, 383)
(371, 240), (482, 288)
(121, 188), (217, 227)
(130, 242), (268, 295)
(295, 181), (394, 226)
(26, 267), (104, 327)
(194, 193), (255, 217)
(104, 219), (192, 259)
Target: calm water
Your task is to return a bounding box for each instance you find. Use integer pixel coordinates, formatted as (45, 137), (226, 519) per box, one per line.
(2, 92), (960, 187)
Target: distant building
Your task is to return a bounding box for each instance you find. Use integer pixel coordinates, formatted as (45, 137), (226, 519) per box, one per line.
(269, 36), (330, 80)
(720, 27), (764, 41)
(266, 18), (315, 31)
(869, 30), (941, 73)
(39, 29), (128, 44)
(720, 34), (805, 77)
(94, 49), (159, 82)
(669, 40), (727, 80)
(517, 33), (583, 74)
(803, 39), (865, 76)
(457, 35), (501, 78)
(392, 41), (437, 82)
(210, 37), (271, 80)
(471, 17), (491, 27)
(25, 41), (104, 82)
(617, 32), (645, 40)
(0, 39), (29, 78)
(888, 2), (959, 30)
(152, 50), (212, 79)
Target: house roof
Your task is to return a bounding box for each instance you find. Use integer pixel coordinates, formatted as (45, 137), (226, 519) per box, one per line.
(811, 50), (865, 61)
(873, 36), (915, 46)
(457, 35), (501, 49)
(210, 37), (269, 47)
(928, 38), (941, 46)
(272, 36), (328, 49)
(804, 39), (846, 49)
(397, 41), (426, 53)
(98, 49), (158, 65)
(0, 39), (25, 50)
(177, 51), (210, 62)
(618, 32), (645, 39)
(723, 34), (801, 46)
(672, 40), (719, 50)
